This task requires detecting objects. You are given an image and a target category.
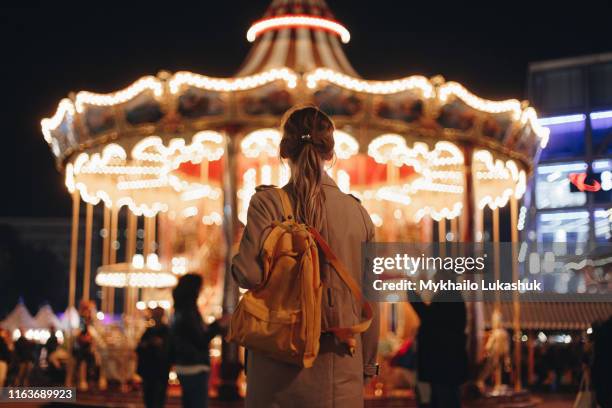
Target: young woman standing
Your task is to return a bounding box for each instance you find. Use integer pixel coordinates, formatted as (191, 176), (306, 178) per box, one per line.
(232, 105), (379, 407)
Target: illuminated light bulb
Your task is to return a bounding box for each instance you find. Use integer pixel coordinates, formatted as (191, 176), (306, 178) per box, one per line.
(337, 169), (350, 193)
(75, 76), (163, 113)
(146, 253), (162, 271)
(261, 165), (272, 185)
(368, 134), (409, 165)
(370, 213), (383, 227)
(132, 254), (145, 269)
(40, 98), (75, 143)
(241, 129), (281, 158)
(171, 257), (188, 274)
(333, 130), (359, 159)
(601, 171), (612, 191)
(169, 68), (297, 94)
(247, 15), (351, 43)
(182, 206), (198, 218)
(306, 68), (433, 96)
(96, 311), (105, 320)
(136, 301), (146, 310)
(148, 301), (158, 309)
(202, 211), (222, 226)
(438, 81), (522, 114)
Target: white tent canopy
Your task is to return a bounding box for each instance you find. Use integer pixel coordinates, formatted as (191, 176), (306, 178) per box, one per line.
(34, 304), (61, 330)
(0, 303), (38, 332)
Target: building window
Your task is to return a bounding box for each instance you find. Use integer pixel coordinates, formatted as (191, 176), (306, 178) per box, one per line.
(536, 210), (590, 244)
(536, 162), (587, 209)
(594, 208), (611, 242)
(589, 62), (612, 109)
(539, 115), (586, 161)
(532, 68), (584, 114)
(590, 111), (612, 156)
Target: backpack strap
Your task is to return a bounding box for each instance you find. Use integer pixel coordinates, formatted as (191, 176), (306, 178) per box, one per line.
(275, 188), (294, 220)
(307, 226), (373, 353)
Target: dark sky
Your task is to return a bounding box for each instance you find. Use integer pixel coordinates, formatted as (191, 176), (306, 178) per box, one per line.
(1, 3), (611, 218)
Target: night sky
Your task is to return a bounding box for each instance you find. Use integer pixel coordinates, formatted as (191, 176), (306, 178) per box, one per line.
(1, 3), (611, 218)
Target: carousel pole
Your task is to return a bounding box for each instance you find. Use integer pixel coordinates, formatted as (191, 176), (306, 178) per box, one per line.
(124, 211), (137, 316)
(82, 203), (94, 302)
(510, 196), (522, 391)
(101, 206), (110, 312)
(98, 207), (111, 392)
(65, 190), (80, 388)
(438, 218), (446, 243)
(493, 207), (501, 310)
(492, 206), (502, 390)
(461, 144), (484, 379)
(108, 207), (119, 315)
(219, 129), (241, 401)
(68, 190), (80, 311)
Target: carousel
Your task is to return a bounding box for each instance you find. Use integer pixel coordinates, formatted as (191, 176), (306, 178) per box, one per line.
(40, 0), (548, 397)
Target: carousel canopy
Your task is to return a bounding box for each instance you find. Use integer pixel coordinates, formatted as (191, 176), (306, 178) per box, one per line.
(238, 0), (358, 77)
(40, 0), (549, 223)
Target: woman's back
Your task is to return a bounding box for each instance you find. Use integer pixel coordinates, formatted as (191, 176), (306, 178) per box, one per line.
(231, 105), (379, 407)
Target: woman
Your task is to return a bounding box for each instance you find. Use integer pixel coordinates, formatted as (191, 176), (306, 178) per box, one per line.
(171, 274), (227, 408)
(232, 105), (379, 407)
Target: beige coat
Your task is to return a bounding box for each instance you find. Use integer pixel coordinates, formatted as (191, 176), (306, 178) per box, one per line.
(232, 173), (379, 408)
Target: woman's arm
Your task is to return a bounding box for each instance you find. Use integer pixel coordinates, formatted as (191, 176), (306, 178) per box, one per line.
(231, 192), (273, 289)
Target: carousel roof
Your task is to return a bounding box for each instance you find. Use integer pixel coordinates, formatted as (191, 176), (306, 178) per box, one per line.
(237, 0), (358, 77)
(39, 0), (550, 220)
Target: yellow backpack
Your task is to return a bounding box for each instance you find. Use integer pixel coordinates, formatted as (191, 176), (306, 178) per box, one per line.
(227, 188), (373, 368)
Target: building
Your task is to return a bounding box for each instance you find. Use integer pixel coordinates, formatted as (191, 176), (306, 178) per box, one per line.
(523, 53), (612, 296)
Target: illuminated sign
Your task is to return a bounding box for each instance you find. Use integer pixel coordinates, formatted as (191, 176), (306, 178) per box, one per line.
(569, 171), (612, 193)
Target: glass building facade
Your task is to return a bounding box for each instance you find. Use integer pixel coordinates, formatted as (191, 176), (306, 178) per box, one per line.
(522, 53), (612, 295)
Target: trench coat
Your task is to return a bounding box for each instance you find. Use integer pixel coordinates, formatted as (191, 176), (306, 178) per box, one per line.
(231, 172), (380, 408)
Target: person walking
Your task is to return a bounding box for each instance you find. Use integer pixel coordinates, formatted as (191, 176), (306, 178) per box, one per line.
(13, 328), (35, 386)
(0, 328), (12, 387)
(170, 274), (228, 408)
(408, 288), (468, 408)
(137, 307), (171, 408)
(232, 105), (380, 407)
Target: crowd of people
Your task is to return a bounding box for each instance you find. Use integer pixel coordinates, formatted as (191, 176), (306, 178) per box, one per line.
(0, 325), (66, 388)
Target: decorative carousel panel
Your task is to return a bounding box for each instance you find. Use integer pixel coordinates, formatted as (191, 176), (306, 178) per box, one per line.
(359, 136), (465, 223)
(65, 133), (224, 217)
(236, 128), (361, 223)
(437, 100), (476, 132)
(84, 105), (116, 135)
(510, 119), (547, 162)
(374, 92), (424, 124)
(177, 87), (226, 119)
(472, 149), (527, 210)
(313, 84), (363, 117)
(238, 82), (294, 116)
(124, 92), (164, 125)
(42, 100), (78, 159)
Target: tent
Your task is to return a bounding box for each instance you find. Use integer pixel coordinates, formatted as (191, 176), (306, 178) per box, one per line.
(34, 304), (61, 330)
(0, 302), (38, 332)
(59, 306), (80, 331)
